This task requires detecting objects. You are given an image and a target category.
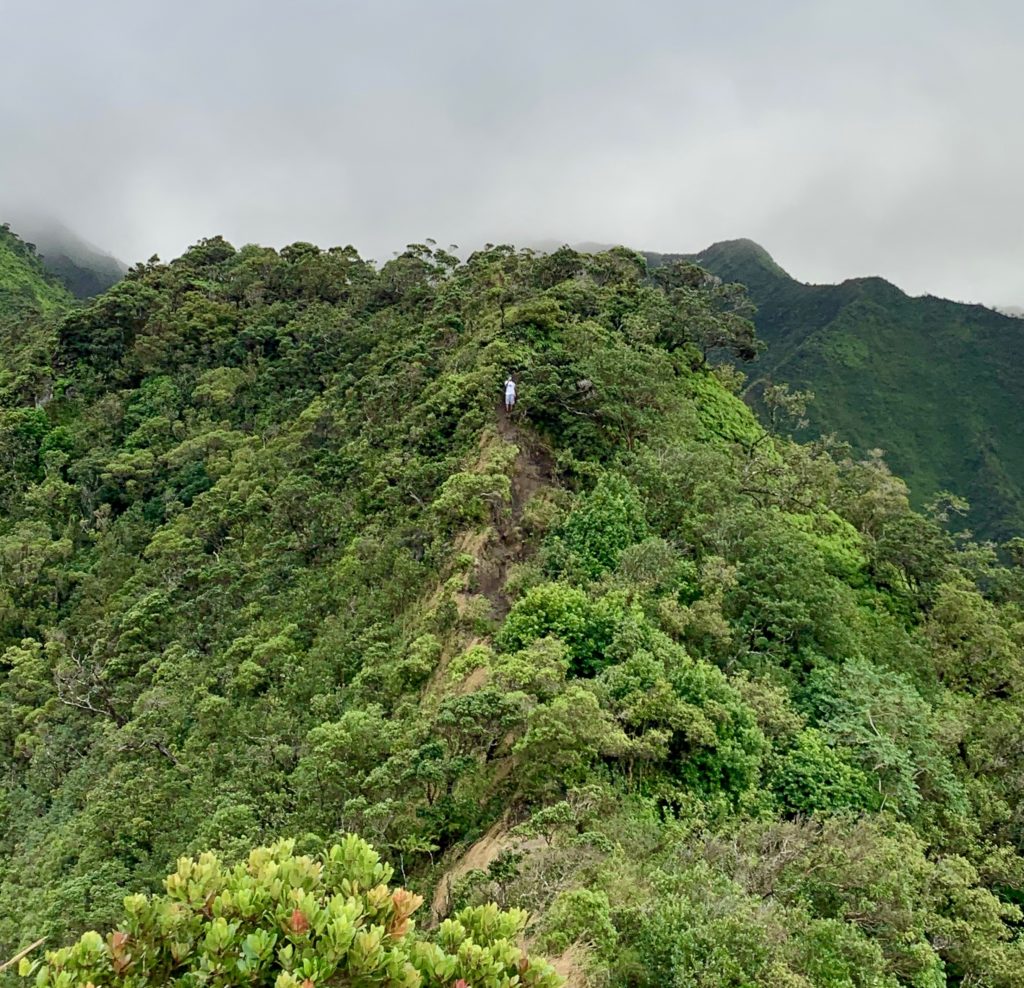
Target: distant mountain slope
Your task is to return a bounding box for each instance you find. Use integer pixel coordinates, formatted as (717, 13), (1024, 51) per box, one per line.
(2, 215), (125, 298)
(0, 224), (73, 406)
(0, 223), (72, 318)
(648, 240), (1024, 540)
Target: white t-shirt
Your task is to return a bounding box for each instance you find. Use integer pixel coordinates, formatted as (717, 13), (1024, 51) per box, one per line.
(505, 379), (516, 399)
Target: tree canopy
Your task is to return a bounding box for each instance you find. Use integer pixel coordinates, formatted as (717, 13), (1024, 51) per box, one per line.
(1, 236), (1024, 986)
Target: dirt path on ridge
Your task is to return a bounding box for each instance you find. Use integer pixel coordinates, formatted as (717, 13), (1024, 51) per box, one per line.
(475, 405), (556, 620)
(426, 409), (560, 924)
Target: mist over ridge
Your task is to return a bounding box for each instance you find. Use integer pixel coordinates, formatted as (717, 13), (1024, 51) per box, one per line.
(2, 0), (1022, 304)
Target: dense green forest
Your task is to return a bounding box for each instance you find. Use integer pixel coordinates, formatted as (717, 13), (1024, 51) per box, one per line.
(2, 228), (1024, 986)
(648, 239), (1024, 541)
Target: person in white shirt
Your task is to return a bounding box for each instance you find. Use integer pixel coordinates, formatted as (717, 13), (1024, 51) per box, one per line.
(504, 375), (517, 412)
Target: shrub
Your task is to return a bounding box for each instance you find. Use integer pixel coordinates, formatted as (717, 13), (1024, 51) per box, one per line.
(553, 473), (648, 579)
(496, 583), (620, 677)
(770, 728), (876, 816)
(20, 836), (562, 988)
(431, 470), (511, 529)
(542, 889), (618, 958)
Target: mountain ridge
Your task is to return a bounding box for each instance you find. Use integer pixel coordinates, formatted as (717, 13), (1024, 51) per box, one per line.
(0, 224), (73, 318)
(646, 239), (1024, 539)
(2, 237), (1024, 986)
(0, 214), (125, 298)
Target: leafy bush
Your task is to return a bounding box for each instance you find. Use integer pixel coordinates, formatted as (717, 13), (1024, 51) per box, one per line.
(19, 836), (562, 988)
(431, 471), (511, 529)
(496, 583), (621, 677)
(552, 473), (648, 578)
(542, 888), (618, 958)
(770, 728), (876, 815)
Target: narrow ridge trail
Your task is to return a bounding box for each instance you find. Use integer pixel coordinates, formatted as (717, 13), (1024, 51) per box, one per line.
(476, 404), (556, 620)
(427, 409), (558, 923)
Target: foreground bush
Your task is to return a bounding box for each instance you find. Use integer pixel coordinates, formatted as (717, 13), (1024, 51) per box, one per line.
(18, 836), (562, 988)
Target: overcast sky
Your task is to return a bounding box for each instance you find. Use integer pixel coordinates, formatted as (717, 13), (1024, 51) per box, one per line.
(1, 0), (1021, 304)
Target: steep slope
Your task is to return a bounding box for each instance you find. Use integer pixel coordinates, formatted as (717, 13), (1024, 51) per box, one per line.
(0, 225), (72, 409)
(648, 240), (1024, 539)
(0, 224), (72, 319)
(2, 216), (125, 298)
(2, 241), (1024, 986)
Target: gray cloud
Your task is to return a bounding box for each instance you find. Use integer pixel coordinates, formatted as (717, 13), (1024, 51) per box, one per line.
(2, 0), (1021, 303)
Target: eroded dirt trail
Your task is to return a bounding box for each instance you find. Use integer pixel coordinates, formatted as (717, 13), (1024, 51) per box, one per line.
(475, 405), (556, 619)
(425, 408), (558, 916)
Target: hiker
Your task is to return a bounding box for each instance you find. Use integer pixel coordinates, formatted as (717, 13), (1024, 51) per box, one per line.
(504, 375), (517, 412)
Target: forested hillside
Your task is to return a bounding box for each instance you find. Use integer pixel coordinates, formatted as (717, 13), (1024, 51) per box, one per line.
(1, 217), (125, 299)
(648, 239), (1024, 540)
(0, 225), (72, 321)
(2, 239), (1024, 986)
(0, 226), (73, 413)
